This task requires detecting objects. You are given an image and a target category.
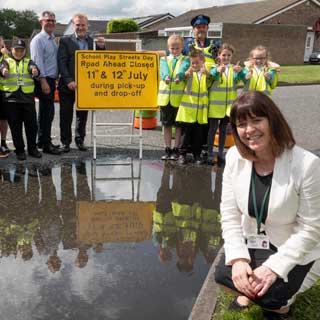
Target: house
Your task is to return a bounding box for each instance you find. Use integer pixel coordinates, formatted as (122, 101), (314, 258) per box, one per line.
(155, 0), (320, 64)
(63, 13), (174, 35)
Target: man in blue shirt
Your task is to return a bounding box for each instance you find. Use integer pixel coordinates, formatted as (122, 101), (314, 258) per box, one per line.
(57, 13), (93, 152)
(30, 11), (62, 155)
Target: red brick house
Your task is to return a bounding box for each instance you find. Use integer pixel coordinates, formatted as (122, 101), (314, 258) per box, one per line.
(155, 0), (320, 64)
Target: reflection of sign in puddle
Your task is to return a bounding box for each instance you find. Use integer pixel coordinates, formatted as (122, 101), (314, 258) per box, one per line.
(77, 201), (154, 243)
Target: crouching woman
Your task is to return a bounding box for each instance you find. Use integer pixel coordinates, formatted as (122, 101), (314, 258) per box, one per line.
(214, 91), (320, 318)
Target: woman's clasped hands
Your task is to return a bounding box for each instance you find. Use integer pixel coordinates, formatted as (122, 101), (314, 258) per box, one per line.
(232, 259), (278, 299)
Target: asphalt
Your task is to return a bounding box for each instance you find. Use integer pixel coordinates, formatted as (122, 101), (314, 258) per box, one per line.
(0, 84), (319, 169)
(0, 85), (319, 319)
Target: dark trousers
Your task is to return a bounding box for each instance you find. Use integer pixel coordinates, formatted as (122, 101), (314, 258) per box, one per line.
(35, 77), (56, 146)
(59, 91), (88, 146)
(4, 102), (37, 153)
(180, 122), (203, 157)
(207, 117), (229, 157)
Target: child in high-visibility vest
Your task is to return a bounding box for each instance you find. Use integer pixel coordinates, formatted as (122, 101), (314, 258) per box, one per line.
(176, 49), (210, 165)
(241, 45), (278, 96)
(0, 39), (41, 161)
(158, 35), (189, 161)
(207, 43), (242, 166)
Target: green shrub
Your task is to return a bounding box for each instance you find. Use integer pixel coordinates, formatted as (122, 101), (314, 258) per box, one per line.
(107, 18), (139, 33)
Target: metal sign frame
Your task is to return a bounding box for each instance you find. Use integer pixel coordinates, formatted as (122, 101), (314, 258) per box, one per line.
(91, 38), (146, 160)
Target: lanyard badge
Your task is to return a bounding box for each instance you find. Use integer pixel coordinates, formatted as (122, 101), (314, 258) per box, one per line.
(247, 169), (271, 250)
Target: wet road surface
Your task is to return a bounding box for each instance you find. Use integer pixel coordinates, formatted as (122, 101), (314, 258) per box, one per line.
(0, 159), (222, 320)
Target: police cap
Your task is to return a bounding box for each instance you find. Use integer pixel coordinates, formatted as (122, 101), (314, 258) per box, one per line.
(191, 14), (211, 27)
(12, 39), (26, 49)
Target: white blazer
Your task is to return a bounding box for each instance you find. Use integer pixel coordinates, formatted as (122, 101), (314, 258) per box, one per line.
(221, 145), (320, 282)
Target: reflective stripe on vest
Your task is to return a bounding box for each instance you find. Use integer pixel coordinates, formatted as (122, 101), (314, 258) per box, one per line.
(157, 56), (186, 107)
(244, 67), (272, 96)
(1, 57), (34, 93)
(208, 66), (237, 118)
(176, 73), (208, 124)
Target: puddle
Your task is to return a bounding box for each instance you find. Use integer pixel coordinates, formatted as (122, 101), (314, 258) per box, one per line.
(0, 159), (222, 320)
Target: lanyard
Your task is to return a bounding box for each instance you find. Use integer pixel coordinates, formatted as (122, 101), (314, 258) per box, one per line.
(251, 169), (271, 234)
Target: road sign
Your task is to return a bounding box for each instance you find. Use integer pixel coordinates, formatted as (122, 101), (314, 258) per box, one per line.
(77, 201), (154, 243)
(76, 50), (159, 110)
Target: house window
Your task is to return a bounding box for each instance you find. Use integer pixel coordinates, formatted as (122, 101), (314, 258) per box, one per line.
(306, 36), (312, 48)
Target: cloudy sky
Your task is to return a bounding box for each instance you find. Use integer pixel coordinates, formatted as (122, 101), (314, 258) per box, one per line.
(0, 0), (259, 23)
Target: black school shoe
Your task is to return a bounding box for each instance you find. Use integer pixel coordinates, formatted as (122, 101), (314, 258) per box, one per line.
(76, 142), (88, 151)
(1, 142), (10, 153)
(161, 147), (171, 160)
(62, 144), (71, 153)
(170, 147), (179, 160)
(43, 143), (62, 155)
(28, 148), (42, 158)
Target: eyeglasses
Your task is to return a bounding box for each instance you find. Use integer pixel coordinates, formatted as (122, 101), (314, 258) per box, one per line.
(43, 19), (56, 23)
(253, 57), (266, 60)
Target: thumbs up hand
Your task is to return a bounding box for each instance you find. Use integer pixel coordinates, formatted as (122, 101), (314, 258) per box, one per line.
(245, 69), (253, 80)
(233, 61), (241, 73)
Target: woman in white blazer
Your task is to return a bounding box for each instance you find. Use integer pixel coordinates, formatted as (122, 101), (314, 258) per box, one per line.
(214, 91), (320, 318)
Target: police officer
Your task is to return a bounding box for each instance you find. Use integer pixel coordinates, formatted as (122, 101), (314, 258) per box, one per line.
(0, 39), (41, 160)
(183, 14), (219, 67)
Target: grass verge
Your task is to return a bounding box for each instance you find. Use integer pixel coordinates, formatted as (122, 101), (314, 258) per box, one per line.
(279, 65), (320, 84)
(212, 280), (320, 320)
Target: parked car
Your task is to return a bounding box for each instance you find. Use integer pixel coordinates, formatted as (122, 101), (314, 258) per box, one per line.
(309, 51), (320, 64)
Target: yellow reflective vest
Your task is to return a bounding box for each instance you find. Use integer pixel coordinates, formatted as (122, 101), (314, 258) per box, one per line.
(208, 65), (237, 118)
(192, 40), (216, 70)
(1, 57), (35, 94)
(244, 67), (277, 96)
(0, 54), (4, 91)
(176, 72), (208, 124)
(157, 56), (186, 107)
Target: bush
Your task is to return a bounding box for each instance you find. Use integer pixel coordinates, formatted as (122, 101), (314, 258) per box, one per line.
(107, 18), (139, 33)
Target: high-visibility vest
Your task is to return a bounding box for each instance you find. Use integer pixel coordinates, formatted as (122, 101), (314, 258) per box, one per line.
(208, 65), (237, 118)
(1, 57), (35, 94)
(153, 210), (176, 234)
(157, 56), (186, 107)
(176, 72), (208, 124)
(0, 54), (3, 91)
(188, 39), (216, 69)
(244, 67), (277, 96)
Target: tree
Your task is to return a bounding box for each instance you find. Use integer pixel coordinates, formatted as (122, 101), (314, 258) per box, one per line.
(107, 18), (139, 33)
(0, 9), (39, 38)
(15, 10), (39, 38)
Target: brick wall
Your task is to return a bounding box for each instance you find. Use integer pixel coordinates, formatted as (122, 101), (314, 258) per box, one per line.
(262, 1), (320, 27)
(222, 23), (307, 65)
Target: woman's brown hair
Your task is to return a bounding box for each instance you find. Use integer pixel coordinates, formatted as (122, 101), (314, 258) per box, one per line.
(230, 91), (295, 160)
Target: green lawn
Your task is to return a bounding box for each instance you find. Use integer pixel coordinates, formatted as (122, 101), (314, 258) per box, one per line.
(278, 65), (320, 84)
(212, 280), (320, 320)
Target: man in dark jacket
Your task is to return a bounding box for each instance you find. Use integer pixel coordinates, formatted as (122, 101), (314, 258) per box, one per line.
(57, 13), (93, 152)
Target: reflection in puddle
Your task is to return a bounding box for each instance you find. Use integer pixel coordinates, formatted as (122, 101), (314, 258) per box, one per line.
(0, 160), (222, 320)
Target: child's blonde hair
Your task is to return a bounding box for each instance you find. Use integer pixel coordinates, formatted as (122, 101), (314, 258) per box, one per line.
(248, 45), (271, 61)
(167, 34), (184, 46)
(218, 43), (235, 55)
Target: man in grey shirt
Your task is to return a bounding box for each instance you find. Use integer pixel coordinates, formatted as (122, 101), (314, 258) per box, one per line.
(30, 11), (61, 154)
